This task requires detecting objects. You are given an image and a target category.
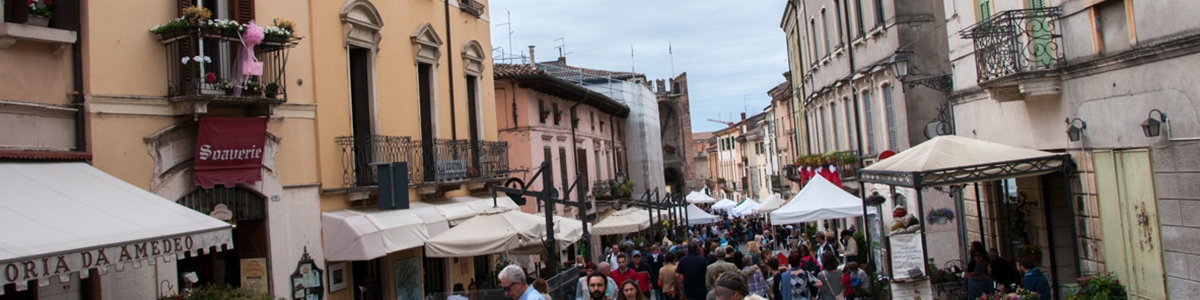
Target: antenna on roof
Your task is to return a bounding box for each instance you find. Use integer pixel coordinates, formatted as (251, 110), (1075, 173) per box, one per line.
(669, 42), (675, 76)
(553, 37), (572, 59)
(495, 11), (515, 63)
(631, 45), (636, 74)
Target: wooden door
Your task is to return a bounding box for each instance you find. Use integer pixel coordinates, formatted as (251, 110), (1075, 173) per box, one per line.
(1093, 149), (1166, 299)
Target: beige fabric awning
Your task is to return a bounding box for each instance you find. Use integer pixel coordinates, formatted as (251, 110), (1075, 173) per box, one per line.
(0, 162), (232, 293)
(424, 208), (545, 257)
(321, 196), (519, 261)
(861, 135), (1066, 187)
(590, 208), (651, 235)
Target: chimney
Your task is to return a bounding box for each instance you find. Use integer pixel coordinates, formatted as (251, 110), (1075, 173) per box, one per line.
(528, 45), (536, 66)
(741, 112), (746, 122)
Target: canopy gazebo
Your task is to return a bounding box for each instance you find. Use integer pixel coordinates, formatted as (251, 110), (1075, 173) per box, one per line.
(729, 199), (761, 217)
(755, 194), (786, 214)
(769, 176), (863, 224)
(857, 135), (1076, 291)
(711, 198), (737, 210)
(686, 204), (720, 225)
(685, 190), (717, 204)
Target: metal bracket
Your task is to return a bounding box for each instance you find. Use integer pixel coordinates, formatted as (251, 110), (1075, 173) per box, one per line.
(904, 74), (953, 93)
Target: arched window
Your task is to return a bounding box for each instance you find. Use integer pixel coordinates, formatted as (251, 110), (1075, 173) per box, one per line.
(339, 0), (383, 49)
(883, 83), (898, 150)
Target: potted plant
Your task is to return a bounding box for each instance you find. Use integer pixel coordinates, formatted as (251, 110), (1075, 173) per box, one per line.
(553, 109), (564, 123)
(150, 17), (190, 40)
(262, 18), (296, 44)
(243, 80), (262, 97)
(572, 117), (581, 127)
(27, 0), (53, 26)
(926, 207), (956, 225)
(539, 106), (550, 122)
(611, 178), (635, 198)
(218, 80), (235, 96)
(1018, 244), (1043, 263)
(181, 5), (212, 24)
(1068, 273), (1127, 300)
(264, 82), (280, 99)
(200, 18), (243, 38)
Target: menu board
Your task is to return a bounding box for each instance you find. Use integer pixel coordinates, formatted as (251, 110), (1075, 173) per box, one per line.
(291, 249), (324, 300)
(889, 233), (926, 280)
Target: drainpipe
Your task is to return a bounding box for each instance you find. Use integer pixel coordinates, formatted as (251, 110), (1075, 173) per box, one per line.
(67, 0), (85, 153)
(443, 0), (457, 141)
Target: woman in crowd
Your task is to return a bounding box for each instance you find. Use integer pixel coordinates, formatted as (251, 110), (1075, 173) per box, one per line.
(618, 280), (646, 300)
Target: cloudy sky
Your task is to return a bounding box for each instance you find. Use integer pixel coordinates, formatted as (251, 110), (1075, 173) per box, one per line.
(487, 0), (790, 133)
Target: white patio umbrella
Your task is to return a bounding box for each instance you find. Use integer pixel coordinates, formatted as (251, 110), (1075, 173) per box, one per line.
(591, 208), (652, 235)
(424, 207), (545, 257)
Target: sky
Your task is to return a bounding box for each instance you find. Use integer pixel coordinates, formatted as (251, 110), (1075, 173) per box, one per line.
(487, 0), (791, 133)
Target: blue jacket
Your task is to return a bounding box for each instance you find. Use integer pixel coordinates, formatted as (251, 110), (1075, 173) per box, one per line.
(1022, 268), (1051, 300)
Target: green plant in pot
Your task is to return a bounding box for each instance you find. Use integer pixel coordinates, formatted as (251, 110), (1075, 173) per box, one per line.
(611, 178), (635, 198)
(264, 82), (280, 98)
(243, 80), (262, 97)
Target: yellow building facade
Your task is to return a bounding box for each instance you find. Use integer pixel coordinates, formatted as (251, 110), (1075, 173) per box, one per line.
(310, 1), (503, 300)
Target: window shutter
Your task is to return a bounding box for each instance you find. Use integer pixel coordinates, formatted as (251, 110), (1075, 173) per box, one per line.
(177, 0), (196, 95)
(5, 0), (29, 23)
(50, 0), (80, 31)
(231, 0), (255, 24)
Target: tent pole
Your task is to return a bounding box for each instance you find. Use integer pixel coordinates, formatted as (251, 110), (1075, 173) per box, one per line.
(860, 182), (873, 273)
(914, 176), (931, 279)
(974, 182), (986, 250)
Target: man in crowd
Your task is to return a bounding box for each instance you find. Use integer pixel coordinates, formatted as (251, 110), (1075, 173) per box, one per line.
(607, 244), (621, 268)
(611, 254), (638, 288)
(647, 244), (665, 300)
(706, 247), (739, 290)
(498, 264), (544, 300)
(587, 273), (611, 300)
(676, 242), (710, 300)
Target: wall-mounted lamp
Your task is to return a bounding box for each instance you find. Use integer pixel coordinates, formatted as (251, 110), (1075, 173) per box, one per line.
(1066, 118), (1087, 142)
(890, 50), (953, 93)
(1142, 109), (1165, 137)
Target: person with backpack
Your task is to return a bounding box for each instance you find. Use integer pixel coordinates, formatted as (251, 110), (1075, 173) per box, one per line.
(815, 252), (845, 300)
(796, 245), (819, 275)
(778, 251), (821, 300)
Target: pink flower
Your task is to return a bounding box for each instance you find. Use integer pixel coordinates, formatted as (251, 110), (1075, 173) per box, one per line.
(205, 72), (217, 84)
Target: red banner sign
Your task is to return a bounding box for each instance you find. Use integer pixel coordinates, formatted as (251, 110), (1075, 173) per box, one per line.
(194, 117), (268, 188)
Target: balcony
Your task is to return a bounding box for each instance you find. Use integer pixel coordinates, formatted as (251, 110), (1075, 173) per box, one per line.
(784, 150), (859, 184)
(458, 0), (486, 17)
(158, 25), (300, 114)
(960, 7), (1064, 102)
(336, 135), (509, 191)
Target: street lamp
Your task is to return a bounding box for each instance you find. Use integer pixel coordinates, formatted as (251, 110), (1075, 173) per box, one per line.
(889, 50), (952, 93)
(889, 51), (909, 79)
(615, 171), (626, 183)
(1066, 118), (1087, 142)
(1142, 109), (1165, 138)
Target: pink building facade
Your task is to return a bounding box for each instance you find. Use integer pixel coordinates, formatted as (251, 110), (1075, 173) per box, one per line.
(493, 64), (630, 217)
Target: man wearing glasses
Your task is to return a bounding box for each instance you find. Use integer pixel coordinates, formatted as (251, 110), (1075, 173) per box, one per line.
(499, 264), (545, 300)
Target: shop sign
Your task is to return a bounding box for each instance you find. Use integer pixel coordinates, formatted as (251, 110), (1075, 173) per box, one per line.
(194, 117), (268, 188)
(241, 258), (269, 294)
(1, 231), (232, 290)
(291, 248), (323, 300)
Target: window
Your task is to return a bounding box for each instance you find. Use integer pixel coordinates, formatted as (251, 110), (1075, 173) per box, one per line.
(822, 8), (832, 56)
(552, 102), (561, 125)
(819, 107), (828, 151)
(874, 0), (885, 28)
(538, 99), (546, 124)
(810, 19), (820, 61)
(590, 111), (596, 131)
(560, 147), (569, 200)
(834, 0), (844, 47)
(976, 0), (992, 22)
(831, 102), (840, 150)
(883, 84), (898, 150)
(844, 97), (855, 150)
(854, 0), (866, 36)
(863, 90), (876, 155)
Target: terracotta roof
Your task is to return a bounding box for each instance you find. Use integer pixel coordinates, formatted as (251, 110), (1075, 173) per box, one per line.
(493, 63), (547, 77)
(537, 59), (643, 82)
(692, 131), (714, 141)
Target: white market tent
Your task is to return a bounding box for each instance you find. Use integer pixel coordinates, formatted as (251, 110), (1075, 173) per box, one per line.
(755, 194), (786, 214)
(711, 198), (737, 210)
(590, 208), (652, 235)
(729, 199), (760, 217)
(423, 208), (545, 257)
(686, 190), (718, 204)
(686, 204), (720, 225)
(769, 176), (864, 224)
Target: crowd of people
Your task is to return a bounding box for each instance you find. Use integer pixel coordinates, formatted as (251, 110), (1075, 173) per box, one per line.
(962, 241), (1051, 300)
(563, 215), (867, 300)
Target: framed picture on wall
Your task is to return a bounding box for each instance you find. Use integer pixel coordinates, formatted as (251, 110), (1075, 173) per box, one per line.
(328, 262), (347, 292)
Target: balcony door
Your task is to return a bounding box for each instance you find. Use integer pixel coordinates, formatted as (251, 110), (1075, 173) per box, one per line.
(466, 75), (481, 172)
(1026, 0), (1053, 69)
(419, 63), (436, 181)
(349, 47), (375, 186)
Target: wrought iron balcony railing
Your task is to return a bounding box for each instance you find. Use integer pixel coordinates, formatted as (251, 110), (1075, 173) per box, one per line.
(335, 135), (509, 187)
(960, 7), (1065, 83)
(459, 0), (486, 17)
(158, 25), (299, 100)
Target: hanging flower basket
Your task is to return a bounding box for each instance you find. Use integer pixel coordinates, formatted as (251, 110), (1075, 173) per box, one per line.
(926, 207), (956, 225)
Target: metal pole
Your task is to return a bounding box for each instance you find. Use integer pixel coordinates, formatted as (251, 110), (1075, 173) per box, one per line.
(578, 174), (591, 262)
(542, 161), (558, 270)
(974, 182), (986, 250)
(913, 177), (931, 278)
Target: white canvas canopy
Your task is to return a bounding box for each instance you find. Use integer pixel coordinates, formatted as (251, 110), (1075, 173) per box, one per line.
(322, 197), (519, 261)
(755, 194), (786, 214)
(509, 212), (590, 254)
(686, 190), (718, 203)
(424, 208), (545, 257)
(729, 200), (760, 217)
(861, 135), (1065, 187)
(591, 208), (652, 235)
(687, 204), (720, 225)
(711, 198), (737, 210)
(769, 176), (864, 224)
